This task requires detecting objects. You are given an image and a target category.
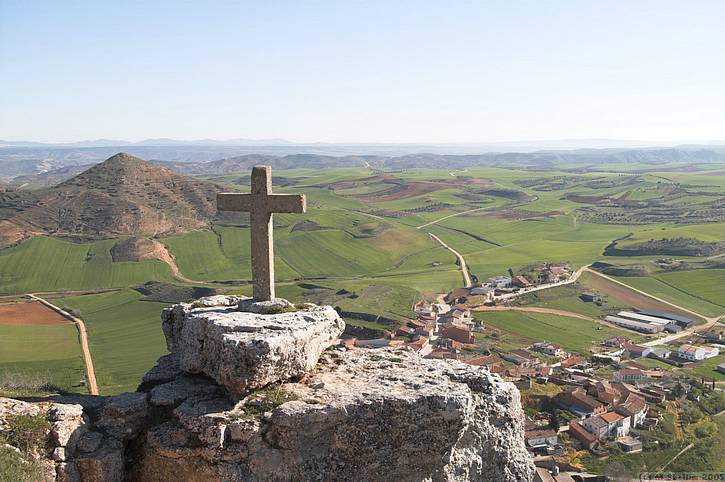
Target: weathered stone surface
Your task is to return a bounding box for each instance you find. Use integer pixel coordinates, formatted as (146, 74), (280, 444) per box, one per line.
(75, 438), (124, 482)
(51, 419), (87, 452)
(148, 374), (226, 407)
(77, 431), (104, 454)
(138, 353), (182, 390)
(162, 296), (345, 395)
(96, 392), (148, 440)
(130, 348), (534, 482)
(52, 446), (67, 462)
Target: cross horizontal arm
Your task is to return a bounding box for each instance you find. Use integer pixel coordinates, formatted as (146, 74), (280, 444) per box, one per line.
(267, 194), (307, 213)
(217, 193), (253, 212)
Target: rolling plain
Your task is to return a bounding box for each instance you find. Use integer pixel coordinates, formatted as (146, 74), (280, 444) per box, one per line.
(1, 157), (724, 394)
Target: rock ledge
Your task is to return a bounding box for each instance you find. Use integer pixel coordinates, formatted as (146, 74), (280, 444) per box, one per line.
(162, 296), (345, 395)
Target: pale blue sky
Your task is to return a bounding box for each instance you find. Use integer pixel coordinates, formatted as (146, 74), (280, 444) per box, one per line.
(1, 1), (724, 143)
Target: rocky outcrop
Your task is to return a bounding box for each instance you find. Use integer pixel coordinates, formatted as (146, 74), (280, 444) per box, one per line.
(131, 348), (533, 482)
(162, 296), (345, 395)
(0, 296), (534, 481)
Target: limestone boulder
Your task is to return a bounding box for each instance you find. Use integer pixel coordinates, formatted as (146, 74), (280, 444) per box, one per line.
(161, 296), (345, 395)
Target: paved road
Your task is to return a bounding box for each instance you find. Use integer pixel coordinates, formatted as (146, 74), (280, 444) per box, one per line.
(29, 294), (99, 395)
(493, 264), (588, 302)
(429, 233), (473, 287)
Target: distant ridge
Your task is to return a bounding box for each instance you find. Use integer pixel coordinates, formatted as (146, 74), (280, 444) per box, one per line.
(0, 153), (222, 248)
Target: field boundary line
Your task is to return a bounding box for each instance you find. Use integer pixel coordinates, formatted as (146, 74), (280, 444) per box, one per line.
(28, 294), (99, 395)
(416, 206), (490, 229)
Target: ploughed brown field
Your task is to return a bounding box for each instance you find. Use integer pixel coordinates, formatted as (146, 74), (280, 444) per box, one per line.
(0, 301), (72, 325)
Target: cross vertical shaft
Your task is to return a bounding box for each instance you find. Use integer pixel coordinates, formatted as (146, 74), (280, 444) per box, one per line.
(250, 166), (275, 301)
(217, 165), (306, 301)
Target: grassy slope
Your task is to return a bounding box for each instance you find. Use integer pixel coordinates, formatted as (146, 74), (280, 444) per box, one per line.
(476, 310), (633, 354)
(54, 290), (168, 395)
(0, 236), (174, 294)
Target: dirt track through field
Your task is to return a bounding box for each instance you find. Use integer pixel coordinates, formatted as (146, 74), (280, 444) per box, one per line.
(429, 233), (473, 287)
(28, 294), (99, 395)
(417, 206), (491, 229)
(0, 301), (73, 325)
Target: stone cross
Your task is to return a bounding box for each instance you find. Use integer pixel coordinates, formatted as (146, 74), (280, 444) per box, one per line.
(217, 165), (306, 301)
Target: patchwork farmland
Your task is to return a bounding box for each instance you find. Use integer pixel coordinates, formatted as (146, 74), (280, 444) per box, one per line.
(0, 160), (723, 396)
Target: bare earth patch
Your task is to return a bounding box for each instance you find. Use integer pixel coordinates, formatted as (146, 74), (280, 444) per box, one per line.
(0, 301), (72, 325)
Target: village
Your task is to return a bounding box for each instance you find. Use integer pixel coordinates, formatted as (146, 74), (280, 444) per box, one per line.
(338, 261), (724, 479)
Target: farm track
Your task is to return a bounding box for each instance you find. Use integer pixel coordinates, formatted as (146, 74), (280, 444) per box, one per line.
(416, 206), (491, 229)
(0, 288), (122, 300)
(27, 294), (99, 395)
(428, 233), (472, 287)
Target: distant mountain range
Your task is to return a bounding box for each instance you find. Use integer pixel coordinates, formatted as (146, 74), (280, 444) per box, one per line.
(2, 145), (725, 186)
(0, 153), (222, 248)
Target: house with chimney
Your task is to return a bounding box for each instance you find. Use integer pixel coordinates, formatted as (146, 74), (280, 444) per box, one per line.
(589, 380), (620, 406)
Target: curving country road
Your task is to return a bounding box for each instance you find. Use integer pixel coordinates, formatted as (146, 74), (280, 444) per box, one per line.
(429, 233), (473, 287)
(28, 294), (99, 395)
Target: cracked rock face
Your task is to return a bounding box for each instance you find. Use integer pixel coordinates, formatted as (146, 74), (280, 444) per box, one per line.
(130, 349), (534, 482)
(162, 296), (345, 395)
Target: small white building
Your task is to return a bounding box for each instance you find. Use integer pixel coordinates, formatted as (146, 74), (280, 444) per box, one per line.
(487, 276), (512, 288)
(605, 315), (663, 334)
(582, 412), (631, 440)
(531, 342), (563, 357)
(678, 344), (720, 361)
